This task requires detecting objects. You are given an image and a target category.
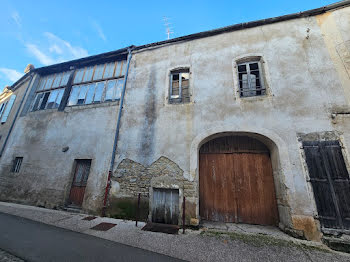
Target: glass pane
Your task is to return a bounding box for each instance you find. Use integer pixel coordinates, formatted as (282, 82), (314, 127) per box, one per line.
(115, 79), (123, 99)
(249, 63), (259, 70)
(73, 68), (85, 84)
(68, 86), (80, 106)
(46, 90), (59, 109)
(181, 73), (189, 87)
(61, 71), (71, 86)
(77, 85), (89, 105)
(0, 103), (5, 116)
(121, 60), (127, 76)
(45, 75), (54, 90)
(171, 73), (180, 97)
(85, 84), (96, 104)
(54, 89), (64, 108)
(238, 64), (247, 73)
(104, 80), (117, 101)
(114, 61), (121, 77)
(1, 95), (16, 123)
(93, 82), (105, 102)
(38, 76), (47, 91)
(32, 93), (43, 111)
(52, 73), (62, 88)
(40, 92), (50, 109)
(83, 66), (94, 82)
(93, 64), (105, 81)
(103, 62), (115, 79)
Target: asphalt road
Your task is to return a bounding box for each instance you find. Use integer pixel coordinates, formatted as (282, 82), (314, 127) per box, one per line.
(0, 212), (183, 262)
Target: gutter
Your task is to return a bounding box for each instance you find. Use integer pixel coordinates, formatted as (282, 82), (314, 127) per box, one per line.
(102, 47), (133, 215)
(0, 72), (35, 157)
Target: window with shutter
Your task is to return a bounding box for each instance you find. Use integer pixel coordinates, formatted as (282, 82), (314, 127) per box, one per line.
(169, 68), (190, 104)
(237, 60), (266, 97)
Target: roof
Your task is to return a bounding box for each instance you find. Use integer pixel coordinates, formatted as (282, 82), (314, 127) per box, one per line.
(8, 0), (350, 89)
(134, 0), (350, 51)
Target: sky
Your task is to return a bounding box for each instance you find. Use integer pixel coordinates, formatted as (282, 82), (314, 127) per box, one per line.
(0, 0), (337, 89)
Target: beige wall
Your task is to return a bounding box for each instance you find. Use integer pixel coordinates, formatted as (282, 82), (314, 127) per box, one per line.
(112, 7), (350, 239)
(0, 73), (120, 213)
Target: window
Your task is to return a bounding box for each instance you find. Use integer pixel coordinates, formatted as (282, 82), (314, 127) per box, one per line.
(31, 71), (72, 111)
(237, 60), (265, 97)
(169, 69), (190, 104)
(12, 157), (23, 173)
(68, 60), (126, 106)
(0, 95), (16, 123)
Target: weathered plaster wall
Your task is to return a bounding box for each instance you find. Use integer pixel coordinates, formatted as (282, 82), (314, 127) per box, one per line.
(0, 84), (119, 213)
(112, 7), (350, 239)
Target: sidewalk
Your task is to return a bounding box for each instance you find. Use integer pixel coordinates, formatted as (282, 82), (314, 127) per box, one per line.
(0, 202), (349, 262)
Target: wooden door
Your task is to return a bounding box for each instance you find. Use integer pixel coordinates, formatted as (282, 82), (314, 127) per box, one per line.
(69, 160), (91, 207)
(303, 141), (350, 230)
(152, 188), (179, 224)
(199, 136), (279, 226)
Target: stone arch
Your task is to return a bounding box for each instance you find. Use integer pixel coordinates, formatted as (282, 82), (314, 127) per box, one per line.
(190, 125), (295, 228)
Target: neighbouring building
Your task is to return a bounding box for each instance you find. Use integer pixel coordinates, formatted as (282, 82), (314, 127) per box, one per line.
(0, 1), (350, 244)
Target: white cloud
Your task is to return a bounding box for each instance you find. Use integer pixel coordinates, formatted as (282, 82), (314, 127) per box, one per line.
(26, 44), (56, 65)
(45, 32), (88, 58)
(49, 44), (63, 55)
(26, 32), (88, 66)
(11, 11), (21, 27)
(92, 21), (107, 42)
(0, 68), (23, 82)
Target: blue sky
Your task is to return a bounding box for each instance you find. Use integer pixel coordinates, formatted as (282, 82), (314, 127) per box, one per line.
(0, 0), (336, 89)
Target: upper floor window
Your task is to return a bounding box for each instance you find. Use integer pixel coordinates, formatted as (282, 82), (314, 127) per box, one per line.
(31, 71), (72, 111)
(68, 60), (126, 106)
(0, 95), (16, 123)
(237, 60), (265, 97)
(169, 69), (190, 104)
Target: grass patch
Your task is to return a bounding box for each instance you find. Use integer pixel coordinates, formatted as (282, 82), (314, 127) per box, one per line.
(200, 230), (330, 253)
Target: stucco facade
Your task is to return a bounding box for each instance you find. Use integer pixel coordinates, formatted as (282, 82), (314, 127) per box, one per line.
(0, 2), (349, 242)
(111, 5), (350, 240)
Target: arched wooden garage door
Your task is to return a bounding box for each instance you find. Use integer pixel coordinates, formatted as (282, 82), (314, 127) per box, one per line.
(199, 136), (279, 226)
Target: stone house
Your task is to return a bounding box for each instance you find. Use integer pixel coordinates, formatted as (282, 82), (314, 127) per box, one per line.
(0, 1), (350, 243)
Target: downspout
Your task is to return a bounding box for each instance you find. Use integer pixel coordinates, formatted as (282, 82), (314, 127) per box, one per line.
(102, 47), (133, 215)
(0, 72), (34, 157)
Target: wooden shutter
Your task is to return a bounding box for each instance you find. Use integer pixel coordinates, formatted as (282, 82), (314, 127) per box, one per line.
(303, 141), (350, 230)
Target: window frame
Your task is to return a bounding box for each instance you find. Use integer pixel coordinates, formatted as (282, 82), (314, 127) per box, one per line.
(31, 71), (72, 112)
(12, 157), (23, 173)
(0, 95), (16, 124)
(67, 60), (126, 107)
(169, 68), (190, 104)
(236, 60), (266, 98)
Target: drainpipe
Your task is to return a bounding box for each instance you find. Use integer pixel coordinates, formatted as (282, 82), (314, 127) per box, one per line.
(0, 72), (34, 157)
(102, 47), (133, 215)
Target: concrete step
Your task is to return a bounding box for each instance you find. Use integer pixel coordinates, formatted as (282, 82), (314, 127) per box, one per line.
(323, 236), (350, 253)
(63, 205), (82, 214)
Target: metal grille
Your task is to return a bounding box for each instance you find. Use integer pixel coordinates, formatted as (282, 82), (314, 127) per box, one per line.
(12, 157), (23, 173)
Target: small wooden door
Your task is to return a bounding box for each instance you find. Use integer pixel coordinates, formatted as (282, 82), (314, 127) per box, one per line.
(69, 160), (91, 207)
(199, 136), (279, 226)
(152, 188), (179, 224)
(303, 141), (350, 230)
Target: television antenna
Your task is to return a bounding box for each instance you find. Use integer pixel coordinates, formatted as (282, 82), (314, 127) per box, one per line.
(163, 16), (174, 40)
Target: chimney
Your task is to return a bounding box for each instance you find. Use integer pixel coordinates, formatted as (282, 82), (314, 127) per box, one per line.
(24, 64), (35, 74)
